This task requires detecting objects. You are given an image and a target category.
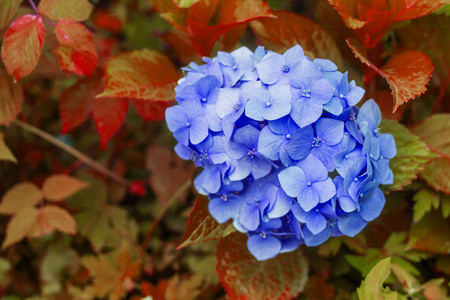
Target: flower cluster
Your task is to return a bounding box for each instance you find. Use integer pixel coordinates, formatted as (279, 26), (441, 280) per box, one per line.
(166, 45), (396, 261)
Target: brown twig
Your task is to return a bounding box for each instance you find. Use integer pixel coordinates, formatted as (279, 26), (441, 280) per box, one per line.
(140, 180), (191, 257)
(11, 119), (132, 187)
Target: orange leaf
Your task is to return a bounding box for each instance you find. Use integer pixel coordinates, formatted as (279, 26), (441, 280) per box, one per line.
(177, 196), (234, 249)
(0, 132), (17, 163)
(59, 72), (104, 134)
(1, 14), (45, 81)
(42, 174), (89, 202)
(346, 37), (434, 112)
(0, 182), (43, 215)
(0, 0), (22, 29)
(40, 205), (77, 235)
(91, 97), (129, 149)
(327, 0), (448, 48)
(216, 233), (309, 300)
(54, 20), (98, 77)
(0, 66), (23, 126)
(2, 206), (39, 249)
(38, 0), (94, 22)
(251, 10), (343, 67)
(97, 49), (180, 101)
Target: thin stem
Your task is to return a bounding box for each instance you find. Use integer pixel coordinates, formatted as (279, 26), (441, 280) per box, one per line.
(12, 119), (132, 187)
(140, 180), (191, 257)
(28, 0), (38, 14)
(431, 72), (450, 114)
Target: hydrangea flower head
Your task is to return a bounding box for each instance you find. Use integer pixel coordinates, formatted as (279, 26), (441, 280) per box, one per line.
(166, 45), (396, 261)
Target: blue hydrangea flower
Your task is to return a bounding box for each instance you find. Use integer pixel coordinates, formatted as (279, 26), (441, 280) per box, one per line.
(167, 44), (396, 261)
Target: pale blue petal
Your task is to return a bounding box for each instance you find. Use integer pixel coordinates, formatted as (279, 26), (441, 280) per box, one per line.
(247, 235), (282, 261)
(278, 166), (306, 198)
(360, 187), (385, 222)
(267, 189), (293, 218)
(310, 79), (335, 105)
(165, 105), (188, 132)
(258, 126), (285, 160)
(290, 96), (323, 127)
(256, 53), (285, 84)
(216, 88), (240, 118)
(189, 117), (209, 144)
(290, 59), (322, 88)
(316, 118), (345, 145)
(286, 125), (314, 160)
(312, 178), (336, 203)
(303, 226), (331, 246)
(297, 154), (328, 182)
(209, 195), (244, 223)
(297, 186), (320, 212)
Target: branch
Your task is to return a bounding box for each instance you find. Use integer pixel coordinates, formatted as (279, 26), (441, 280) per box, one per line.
(12, 119), (132, 187)
(141, 180), (192, 257)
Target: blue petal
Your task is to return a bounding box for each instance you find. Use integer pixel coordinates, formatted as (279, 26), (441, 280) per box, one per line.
(357, 99), (381, 132)
(323, 97), (344, 115)
(267, 189), (293, 218)
(316, 118), (345, 146)
(313, 58), (337, 72)
(345, 82), (365, 106)
(283, 45), (304, 66)
(165, 105), (188, 132)
(310, 79), (335, 105)
(216, 88), (240, 118)
(217, 51), (235, 67)
(234, 125), (260, 149)
(209, 195), (244, 223)
(297, 186), (320, 212)
(306, 211), (327, 235)
(297, 154), (328, 182)
(194, 75), (221, 99)
(228, 159), (251, 181)
(253, 46), (266, 66)
(278, 166), (306, 198)
(360, 187), (385, 221)
(205, 104), (222, 132)
(303, 226), (331, 246)
(258, 126), (285, 161)
(189, 117), (209, 144)
(337, 213), (367, 237)
(291, 202), (308, 223)
(339, 72), (349, 95)
(173, 127), (189, 146)
(286, 125), (314, 160)
(312, 178), (336, 203)
(247, 234), (282, 261)
(239, 203), (260, 231)
(290, 59), (322, 88)
(379, 133), (397, 159)
(256, 53), (285, 84)
(290, 96), (323, 128)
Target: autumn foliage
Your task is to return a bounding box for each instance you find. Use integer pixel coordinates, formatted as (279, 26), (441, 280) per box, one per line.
(0, 0), (449, 299)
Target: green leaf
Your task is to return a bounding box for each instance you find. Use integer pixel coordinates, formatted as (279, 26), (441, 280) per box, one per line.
(406, 209), (450, 254)
(216, 233), (309, 300)
(379, 120), (437, 191)
(177, 196), (235, 249)
(412, 187), (441, 223)
(357, 257), (399, 300)
(0, 0), (23, 29)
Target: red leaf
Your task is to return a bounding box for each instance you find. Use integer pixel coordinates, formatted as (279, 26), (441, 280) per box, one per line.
(156, 0), (274, 56)
(346, 37), (434, 112)
(1, 14), (45, 81)
(59, 72), (103, 134)
(327, 0), (448, 48)
(177, 196), (234, 249)
(130, 99), (172, 121)
(54, 20), (98, 77)
(216, 233), (309, 300)
(97, 49), (180, 101)
(91, 97), (129, 149)
(160, 30), (200, 65)
(187, 0), (274, 56)
(38, 0), (94, 22)
(0, 66), (23, 126)
(250, 10), (343, 67)
(92, 10), (124, 33)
